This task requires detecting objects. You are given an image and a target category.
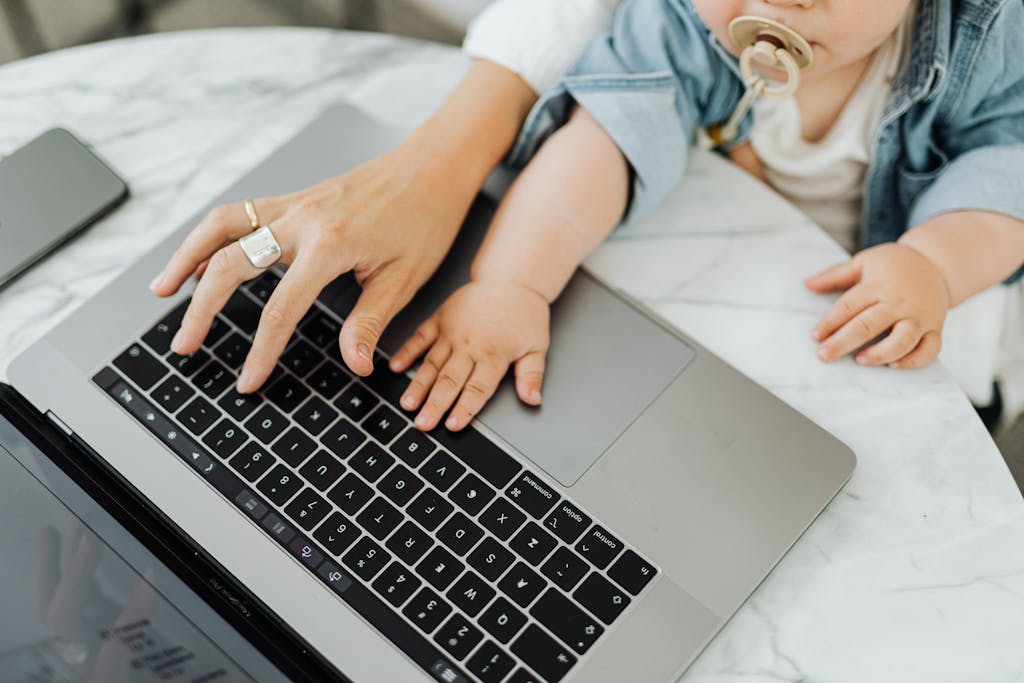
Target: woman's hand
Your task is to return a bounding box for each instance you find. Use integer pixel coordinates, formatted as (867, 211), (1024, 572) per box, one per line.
(805, 242), (951, 368)
(389, 280), (551, 432)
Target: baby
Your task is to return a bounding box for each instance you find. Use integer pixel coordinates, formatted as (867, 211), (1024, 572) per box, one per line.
(390, 0), (1024, 432)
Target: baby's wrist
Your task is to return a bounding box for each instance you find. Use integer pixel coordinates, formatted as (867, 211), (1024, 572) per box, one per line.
(895, 240), (954, 309)
(468, 274), (552, 305)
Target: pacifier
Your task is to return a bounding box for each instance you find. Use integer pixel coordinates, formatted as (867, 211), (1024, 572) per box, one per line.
(708, 16), (814, 145)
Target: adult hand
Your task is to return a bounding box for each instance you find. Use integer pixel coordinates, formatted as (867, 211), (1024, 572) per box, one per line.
(805, 242), (951, 368)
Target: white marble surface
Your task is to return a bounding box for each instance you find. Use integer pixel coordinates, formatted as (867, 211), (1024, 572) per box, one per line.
(1, 28), (1022, 682)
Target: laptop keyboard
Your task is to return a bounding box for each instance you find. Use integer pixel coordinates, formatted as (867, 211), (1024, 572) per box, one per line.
(92, 271), (659, 683)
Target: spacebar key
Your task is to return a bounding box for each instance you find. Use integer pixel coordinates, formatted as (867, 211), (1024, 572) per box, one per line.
(316, 559), (470, 683)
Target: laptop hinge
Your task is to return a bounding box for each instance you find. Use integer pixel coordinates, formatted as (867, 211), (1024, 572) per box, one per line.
(45, 410), (73, 437)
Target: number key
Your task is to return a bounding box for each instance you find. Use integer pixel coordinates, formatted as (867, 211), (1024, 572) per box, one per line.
(229, 442), (274, 482)
(256, 464), (302, 506)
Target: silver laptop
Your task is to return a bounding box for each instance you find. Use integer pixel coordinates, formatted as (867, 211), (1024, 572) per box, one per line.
(8, 103), (855, 683)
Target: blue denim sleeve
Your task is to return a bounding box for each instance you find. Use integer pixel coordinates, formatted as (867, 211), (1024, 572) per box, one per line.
(505, 0), (744, 226)
(908, 1), (1024, 283)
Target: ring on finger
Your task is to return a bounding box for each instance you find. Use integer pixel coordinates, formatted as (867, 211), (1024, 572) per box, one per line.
(243, 199), (260, 231)
(239, 225), (282, 269)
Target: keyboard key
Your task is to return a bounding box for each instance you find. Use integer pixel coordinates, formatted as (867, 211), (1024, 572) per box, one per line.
(221, 290), (262, 333)
(313, 511), (360, 556)
(509, 522), (557, 566)
(192, 360), (234, 399)
(350, 442), (394, 483)
(300, 310), (342, 348)
(573, 573), (630, 625)
(540, 547), (589, 592)
(114, 343), (167, 390)
(327, 473), (373, 515)
(284, 487), (330, 531)
(202, 419), (247, 459)
(377, 464), (424, 507)
(479, 498), (527, 541)
(307, 360), (350, 400)
(448, 473), (494, 516)
(233, 488), (268, 521)
(281, 339), (322, 377)
(245, 271), (280, 302)
(531, 588), (603, 655)
(468, 538), (515, 582)
(446, 570), (495, 617)
(298, 450), (345, 491)
(142, 300), (188, 355)
(343, 536), (390, 581)
(356, 497), (403, 540)
(256, 464), (303, 506)
(506, 472), (559, 519)
(403, 587), (452, 634)
(466, 641), (515, 683)
(364, 405), (405, 445)
(543, 501), (592, 545)
(218, 387), (261, 421)
(498, 563), (545, 608)
(478, 597), (527, 644)
(213, 332), (250, 369)
(416, 546), (463, 591)
(229, 442), (274, 482)
(320, 418), (365, 459)
(434, 614), (482, 661)
(575, 525), (623, 569)
(386, 520), (433, 565)
(245, 405), (289, 444)
(421, 451), (465, 492)
(260, 512), (296, 545)
(511, 625), (576, 683)
(373, 561), (422, 607)
(336, 384), (377, 421)
(408, 490), (454, 531)
(292, 536), (324, 571)
(437, 512), (484, 556)
(271, 427), (316, 467)
(151, 375), (194, 413)
(167, 349), (210, 377)
(205, 315), (230, 347)
(608, 549), (657, 596)
(508, 669), (542, 683)
(433, 426), (522, 490)
(179, 396), (218, 435)
(364, 356), (407, 406)
(293, 396), (338, 436)
(390, 428), (435, 468)
(266, 374), (311, 414)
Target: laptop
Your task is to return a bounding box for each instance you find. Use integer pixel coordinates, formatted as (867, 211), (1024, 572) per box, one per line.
(7, 102), (856, 683)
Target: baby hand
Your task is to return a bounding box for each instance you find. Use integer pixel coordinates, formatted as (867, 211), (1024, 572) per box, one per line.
(805, 243), (951, 368)
(389, 280), (550, 432)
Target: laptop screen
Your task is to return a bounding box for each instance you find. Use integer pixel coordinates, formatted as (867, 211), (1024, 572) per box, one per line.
(0, 410), (289, 683)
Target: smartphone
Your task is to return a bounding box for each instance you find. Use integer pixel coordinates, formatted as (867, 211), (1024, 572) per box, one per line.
(0, 128), (129, 289)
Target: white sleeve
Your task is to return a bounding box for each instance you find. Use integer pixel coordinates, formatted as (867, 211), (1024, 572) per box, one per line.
(462, 0), (621, 94)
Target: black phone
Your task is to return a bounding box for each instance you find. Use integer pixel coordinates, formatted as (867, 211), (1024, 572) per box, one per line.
(0, 128), (129, 289)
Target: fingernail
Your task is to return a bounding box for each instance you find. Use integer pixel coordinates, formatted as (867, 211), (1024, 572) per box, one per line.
(888, 362), (899, 368)
(810, 328), (821, 341)
(149, 272), (164, 292)
(237, 369), (252, 392)
(531, 389), (541, 403)
(415, 414), (430, 429)
(855, 354), (867, 365)
(171, 329), (186, 354)
(357, 343), (371, 361)
(445, 417), (459, 430)
(817, 347), (829, 361)
(401, 394), (415, 410)
(390, 358), (401, 371)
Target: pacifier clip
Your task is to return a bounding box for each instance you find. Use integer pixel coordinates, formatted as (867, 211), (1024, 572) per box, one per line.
(707, 17), (814, 146)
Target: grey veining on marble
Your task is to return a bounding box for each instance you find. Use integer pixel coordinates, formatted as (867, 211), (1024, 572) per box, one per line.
(0, 28), (1022, 682)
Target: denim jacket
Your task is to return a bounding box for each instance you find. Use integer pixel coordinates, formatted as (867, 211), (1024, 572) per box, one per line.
(507, 0), (1024, 280)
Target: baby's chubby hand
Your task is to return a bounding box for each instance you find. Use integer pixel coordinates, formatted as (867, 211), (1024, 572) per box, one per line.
(389, 280), (550, 432)
(805, 242), (951, 368)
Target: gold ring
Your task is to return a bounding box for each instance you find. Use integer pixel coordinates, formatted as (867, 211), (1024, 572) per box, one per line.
(243, 199), (260, 231)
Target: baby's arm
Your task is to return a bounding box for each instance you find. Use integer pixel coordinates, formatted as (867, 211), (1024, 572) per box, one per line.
(806, 211), (1024, 368)
(389, 107), (630, 430)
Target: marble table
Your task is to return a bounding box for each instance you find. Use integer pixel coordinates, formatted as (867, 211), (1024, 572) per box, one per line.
(1, 28), (1022, 683)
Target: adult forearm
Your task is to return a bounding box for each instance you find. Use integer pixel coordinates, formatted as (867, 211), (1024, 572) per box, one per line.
(899, 210), (1024, 307)
(470, 108), (630, 302)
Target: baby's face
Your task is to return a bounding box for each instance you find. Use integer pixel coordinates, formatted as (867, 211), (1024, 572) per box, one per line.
(692, 0), (914, 82)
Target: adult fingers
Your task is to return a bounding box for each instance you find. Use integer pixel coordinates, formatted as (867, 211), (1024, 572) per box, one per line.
(338, 270), (413, 376)
(514, 351), (546, 405)
(170, 242), (263, 355)
(390, 317), (441, 374)
(890, 330), (942, 369)
(151, 198), (284, 296)
(811, 284), (877, 343)
(804, 258), (861, 293)
(445, 358), (508, 431)
(414, 351), (473, 431)
(855, 319), (922, 366)
(238, 254), (331, 392)
(401, 337), (452, 412)
(817, 304), (896, 362)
